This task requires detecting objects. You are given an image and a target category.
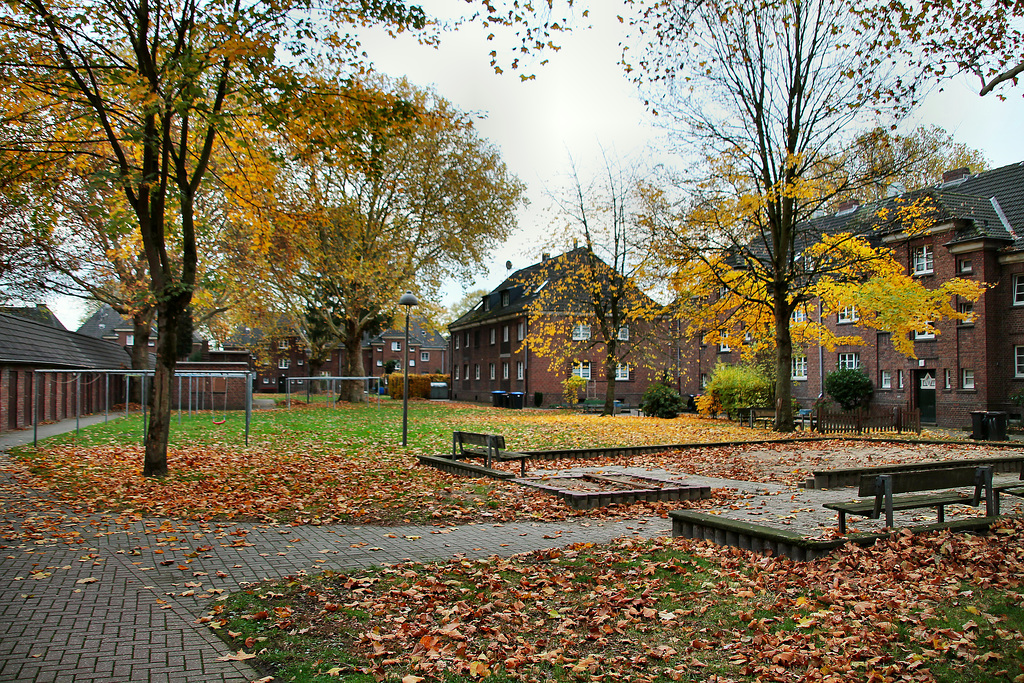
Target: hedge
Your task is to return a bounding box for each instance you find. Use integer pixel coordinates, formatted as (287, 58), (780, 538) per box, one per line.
(387, 373), (451, 400)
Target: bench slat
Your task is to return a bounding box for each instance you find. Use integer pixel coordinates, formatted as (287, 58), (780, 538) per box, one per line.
(857, 466), (982, 496)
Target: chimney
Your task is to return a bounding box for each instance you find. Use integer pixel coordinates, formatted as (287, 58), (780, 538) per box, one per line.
(541, 252), (550, 262)
(836, 199), (859, 215)
(942, 167), (971, 185)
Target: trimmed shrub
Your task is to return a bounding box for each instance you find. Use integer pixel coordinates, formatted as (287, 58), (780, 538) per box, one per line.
(640, 382), (685, 419)
(824, 368), (873, 410)
(702, 363), (773, 419)
(533, 391), (544, 408)
(562, 376), (587, 406)
(387, 373), (450, 400)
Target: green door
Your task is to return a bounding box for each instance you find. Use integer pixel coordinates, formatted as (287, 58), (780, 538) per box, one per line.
(917, 370), (936, 423)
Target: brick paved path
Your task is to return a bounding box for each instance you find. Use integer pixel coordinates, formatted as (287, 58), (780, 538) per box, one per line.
(3, 419), (1020, 682)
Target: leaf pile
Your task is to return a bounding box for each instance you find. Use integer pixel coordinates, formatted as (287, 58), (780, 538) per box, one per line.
(211, 519), (1024, 682)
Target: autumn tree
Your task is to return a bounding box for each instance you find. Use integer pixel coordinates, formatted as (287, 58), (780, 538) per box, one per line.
(856, 0), (1024, 99)
(1, 0), (572, 475)
(225, 77), (524, 402)
(524, 155), (666, 416)
(633, 0), (985, 431)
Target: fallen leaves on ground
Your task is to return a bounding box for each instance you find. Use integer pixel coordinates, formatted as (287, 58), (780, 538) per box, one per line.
(213, 518), (1024, 683)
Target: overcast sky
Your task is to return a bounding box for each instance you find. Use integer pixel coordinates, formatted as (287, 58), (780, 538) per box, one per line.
(48, 4), (1024, 328)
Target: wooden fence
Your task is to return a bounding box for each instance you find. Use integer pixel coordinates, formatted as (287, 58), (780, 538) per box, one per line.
(815, 405), (921, 435)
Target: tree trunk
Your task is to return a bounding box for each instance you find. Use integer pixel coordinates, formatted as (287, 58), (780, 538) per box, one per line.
(342, 328), (367, 403)
(773, 293), (795, 432)
(129, 309), (155, 404)
(143, 300), (184, 477)
(602, 339), (618, 416)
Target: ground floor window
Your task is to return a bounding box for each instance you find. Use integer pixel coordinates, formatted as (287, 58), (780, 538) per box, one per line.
(502, 362), (509, 379)
(572, 361), (591, 379)
(962, 368), (975, 389)
(516, 361), (524, 380)
(880, 370), (891, 389)
(792, 355), (807, 380)
(838, 353), (859, 370)
(1016, 346), (1024, 377)
(615, 363), (630, 381)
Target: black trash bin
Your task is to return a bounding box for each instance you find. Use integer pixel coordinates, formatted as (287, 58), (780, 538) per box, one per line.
(508, 392), (524, 409)
(988, 411), (1008, 441)
(430, 382), (448, 400)
(491, 390), (507, 408)
(971, 411), (988, 440)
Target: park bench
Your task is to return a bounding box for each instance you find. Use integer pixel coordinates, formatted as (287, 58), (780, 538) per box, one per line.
(451, 431), (530, 477)
(995, 468), (1024, 508)
(579, 399), (627, 414)
(823, 466), (996, 533)
(738, 407), (776, 429)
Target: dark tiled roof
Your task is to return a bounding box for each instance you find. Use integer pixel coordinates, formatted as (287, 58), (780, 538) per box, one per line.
(0, 305), (66, 330)
(0, 313), (131, 369)
(369, 319), (448, 348)
(77, 305), (133, 338)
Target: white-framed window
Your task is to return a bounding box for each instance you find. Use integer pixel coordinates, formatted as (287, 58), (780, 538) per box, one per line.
(421, 351), (429, 362)
(958, 301), (975, 325)
(1017, 346), (1024, 377)
(959, 258), (973, 274)
(572, 324), (591, 341)
(503, 326), (509, 342)
(376, 359), (383, 367)
(464, 332), (470, 347)
(391, 341), (401, 351)
(455, 336), (460, 350)
(791, 308), (807, 324)
(838, 306), (859, 324)
(962, 368), (975, 389)
(409, 359), (416, 367)
(615, 363), (630, 381)
(700, 373), (708, 388)
(263, 377), (271, 384)
(490, 328), (496, 345)
(792, 355), (808, 380)
(298, 359), (304, 366)
(838, 353), (859, 370)
(1015, 275), (1024, 305)
(502, 362), (509, 379)
(489, 363), (495, 380)
(516, 361), (524, 380)
(454, 366), (460, 381)
(572, 361), (591, 379)
(518, 321), (526, 340)
(474, 364), (480, 380)
(126, 333), (135, 346)
(914, 324), (935, 340)
(278, 340), (288, 350)
(719, 332), (730, 352)
(898, 369), (905, 389)
(463, 364), (469, 381)
(278, 358), (290, 369)
(912, 245), (934, 275)
(501, 290), (510, 307)
(944, 369), (951, 389)
(617, 326), (630, 341)
(881, 370), (892, 389)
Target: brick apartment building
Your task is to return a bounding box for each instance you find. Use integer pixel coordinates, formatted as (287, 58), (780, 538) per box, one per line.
(682, 161), (1024, 429)
(363, 320), (448, 377)
(448, 249), (672, 408)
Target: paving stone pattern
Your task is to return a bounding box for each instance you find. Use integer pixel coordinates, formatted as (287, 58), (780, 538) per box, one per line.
(3, 418), (1021, 682)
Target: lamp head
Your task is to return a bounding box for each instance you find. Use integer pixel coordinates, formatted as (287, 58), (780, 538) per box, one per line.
(398, 291), (419, 307)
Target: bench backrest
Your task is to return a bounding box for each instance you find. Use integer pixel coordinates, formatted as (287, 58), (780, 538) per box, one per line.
(453, 431), (505, 451)
(857, 466), (988, 497)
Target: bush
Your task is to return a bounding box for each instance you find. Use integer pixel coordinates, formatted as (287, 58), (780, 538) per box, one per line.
(824, 368), (873, 410)
(387, 373), (449, 400)
(702, 363), (773, 419)
(533, 391), (544, 408)
(562, 376), (587, 406)
(384, 360), (399, 375)
(640, 382), (685, 419)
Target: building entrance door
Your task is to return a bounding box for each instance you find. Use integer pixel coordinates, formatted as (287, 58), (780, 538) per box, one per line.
(916, 370), (936, 423)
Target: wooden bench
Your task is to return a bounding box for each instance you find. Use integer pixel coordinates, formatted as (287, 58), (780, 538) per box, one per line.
(451, 431), (530, 477)
(823, 466), (996, 533)
(995, 468), (1024, 508)
(740, 407), (775, 428)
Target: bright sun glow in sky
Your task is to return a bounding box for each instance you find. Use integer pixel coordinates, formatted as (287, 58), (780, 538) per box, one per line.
(46, 4), (1024, 329)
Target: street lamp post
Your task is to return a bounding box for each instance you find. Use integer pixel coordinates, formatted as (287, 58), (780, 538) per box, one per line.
(398, 291), (419, 446)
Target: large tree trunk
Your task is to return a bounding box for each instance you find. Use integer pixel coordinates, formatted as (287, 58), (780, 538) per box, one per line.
(143, 299), (185, 477)
(773, 291), (795, 432)
(129, 309), (155, 404)
(341, 325), (367, 403)
(602, 339), (618, 416)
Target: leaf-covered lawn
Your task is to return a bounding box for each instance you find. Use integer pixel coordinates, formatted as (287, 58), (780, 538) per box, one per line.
(6, 402), (1005, 525)
(208, 518), (1024, 683)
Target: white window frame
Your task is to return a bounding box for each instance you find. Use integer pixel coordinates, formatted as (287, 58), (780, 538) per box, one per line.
(838, 306), (859, 324)
(959, 258), (973, 274)
(898, 369), (905, 389)
(944, 369), (951, 389)
(1015, 275), (1024, 305)
(409, 359), (416, 367)
(421, 351), (429, 362)
(489, 363), (495, 380)
(454, 366), (460, 381)
(490, 328), (496, 345)
(700, 373), (708, 388)
(1017, 346), (1024, 377)
(503, 325), (509, 342)
(572, 324), (591, 341)
(958, 301), (975, 325)
(278, 340), (288, 350)
(501, 362), (508, 379)
(791, 355), (808, 380)
(791, 308), (807, 324)
(719, 332), (730, 352)
(376, 359), (383, 367)
(914, 324), (936, 341)
(454, 336), (460, 350)
(617, 326), (629, 341)
(912, 245), (934, 275)
(516, 361), (524, 380)
(880, 370), (892, 389)
(518, 321), (526, 340)
(278, 358), (290, 369)
(501, 290), (510, 307)
(391, 341), (401, 351)
(837, 353), (859, 370)
(297, 359), (304, 366)
(572, 361), (591, 379)
(474, 364), (480, 380)
(615, 363), (630, 381)
(962, 368), (975, 389)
